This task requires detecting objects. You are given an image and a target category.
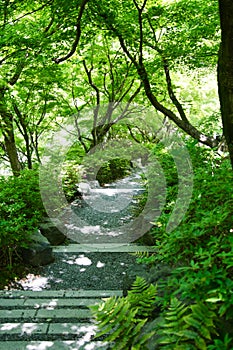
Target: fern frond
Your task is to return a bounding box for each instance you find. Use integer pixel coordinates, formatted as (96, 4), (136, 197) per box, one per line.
(129, 276), (151, 293)
(90, 276), (158, 349)
(128, 276), (157, 317)
(158, 298), (216, 350)
(190, 303), (216, 328)
(130, 251), (150, 259)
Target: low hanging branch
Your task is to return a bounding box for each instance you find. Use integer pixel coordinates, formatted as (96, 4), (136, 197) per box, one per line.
(96, 6), (218, 148)
(54, 0), (89, 64)
(146, 16), (189, 123)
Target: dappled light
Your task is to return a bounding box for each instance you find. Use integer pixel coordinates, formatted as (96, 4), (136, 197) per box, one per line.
(63, 255), (92, 266)
(27, 342), (54, 350)
(1, 0), (233, 348)
(18, 274), (50, 291)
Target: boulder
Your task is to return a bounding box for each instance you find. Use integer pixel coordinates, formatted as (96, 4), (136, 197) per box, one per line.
(77, 182), (91, 195)
(21, 230), (54, 267)
(39, 219), (66, 245)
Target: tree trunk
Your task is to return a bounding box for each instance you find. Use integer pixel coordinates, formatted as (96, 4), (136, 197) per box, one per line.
(0, 94), (22, 176)
(218, 0), (233, 168)
(2, 116), (22, 176)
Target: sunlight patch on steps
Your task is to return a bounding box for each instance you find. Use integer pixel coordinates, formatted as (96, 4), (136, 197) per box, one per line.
(17, 274), (49, 291)
(27, 342), (54, 349)
(63, 254), (92, 266)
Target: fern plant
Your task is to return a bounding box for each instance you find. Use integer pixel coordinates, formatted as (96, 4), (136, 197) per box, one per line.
(158, 298), (217, 350)
(90, 277), (157, 349)
(90, 278), (219, 349)
(127, 276), (157, 318)
(130, 251), (157, 267)
(130, 251), (151, 259)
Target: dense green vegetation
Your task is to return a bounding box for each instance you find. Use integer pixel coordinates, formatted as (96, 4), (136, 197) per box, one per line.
(91, 149), (233, 349)
(0, 0), (233, 347)
(0, 169), (46, 286)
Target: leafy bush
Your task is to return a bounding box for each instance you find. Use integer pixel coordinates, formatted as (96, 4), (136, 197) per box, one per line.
(91, 145), (233, 348)
(61, 161), (84, 202)
(91, 277), (218, 350)
(96, 158), (132, 185)
(0, 169), (46, 268)
(148, 145), (233, 345)
(90, 277), (157, 349)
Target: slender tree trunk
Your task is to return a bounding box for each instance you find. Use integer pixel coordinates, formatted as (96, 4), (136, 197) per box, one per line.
(2, 113), (22, 176)
(13, 103), (33, 169)
(0, 60), (25, 175)
(218, 0), (233, 168)
(0, 90), (22, 175)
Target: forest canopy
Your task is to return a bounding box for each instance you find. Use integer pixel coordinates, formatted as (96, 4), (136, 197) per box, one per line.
(0, 0), (224, 173)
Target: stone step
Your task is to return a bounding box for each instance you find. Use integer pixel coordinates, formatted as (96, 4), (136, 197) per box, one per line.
(0, 322), (96, 337)
(0, 289), (121, 347)
(53, 243), (156, 253)
(0, 322), (98, 340)
(0, 298), (101, 308)
(0, 341), (109, 349)
(0, 308), (92, 320)
(0, 289), (122, 298)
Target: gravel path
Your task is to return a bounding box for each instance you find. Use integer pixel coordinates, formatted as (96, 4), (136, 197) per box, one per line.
(62, 172), (147, 244)
(21, 251), (150, 291)
(17, 172), (152, 292)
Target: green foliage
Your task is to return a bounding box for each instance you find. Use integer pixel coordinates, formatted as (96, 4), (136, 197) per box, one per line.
(151, 146), (233, 265)
(90, 277), (157, 349)
(142, 145), (233, 346)
(157, 0), (220, 69)
(95, 158), (132, 185)
(207, 334), (233, 350)
(0, 169), (46, 268)
(61, 161), (84, 202)
(91, 277), (219, 350)
(158, 298), (216, 349)
(131, 251), (157, 267)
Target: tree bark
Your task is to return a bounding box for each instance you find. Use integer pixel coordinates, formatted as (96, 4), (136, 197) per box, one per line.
(218, 0), (233, 168)
(0, 59), (25, 175)
(1, 112), (22, 176)
(0, 89), (22, 176)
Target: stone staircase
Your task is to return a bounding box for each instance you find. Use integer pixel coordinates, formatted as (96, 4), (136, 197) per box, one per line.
(0, 244), (155, 349)
(0, 289), (120, 349)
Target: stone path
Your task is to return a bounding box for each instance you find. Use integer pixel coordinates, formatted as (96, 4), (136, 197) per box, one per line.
(0, 244), (155, 349)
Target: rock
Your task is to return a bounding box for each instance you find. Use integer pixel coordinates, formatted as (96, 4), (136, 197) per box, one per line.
(39, 219), (66, 245)
(77, 182), (91, 195)
(21, 230), (54, 267)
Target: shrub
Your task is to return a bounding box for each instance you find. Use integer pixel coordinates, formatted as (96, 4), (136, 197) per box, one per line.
(61, 161), (84, 202)
(91, 145), (233, 348)
(96, 158), (132, 185)
(0, 169), (46, 268)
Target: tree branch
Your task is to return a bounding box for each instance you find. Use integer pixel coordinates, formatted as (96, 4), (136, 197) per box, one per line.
(54, 0), (89, 63)
(107, 21), (217, 147)
(8, 60), (25, 86)
(83, 60), (100, 105)
(1, 0), (53, 28)
(146, 17), (188, 122)
(133, 0), (147, 66)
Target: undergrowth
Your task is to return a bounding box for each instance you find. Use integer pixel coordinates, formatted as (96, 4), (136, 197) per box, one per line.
(0, 169), (46, 287)
(90, 144), (233, 349)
